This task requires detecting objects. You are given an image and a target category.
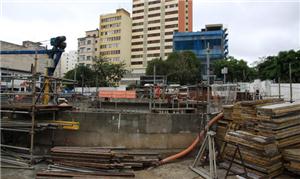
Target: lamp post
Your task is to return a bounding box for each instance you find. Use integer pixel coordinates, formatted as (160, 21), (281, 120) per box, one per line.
(206, 43), (210, 123)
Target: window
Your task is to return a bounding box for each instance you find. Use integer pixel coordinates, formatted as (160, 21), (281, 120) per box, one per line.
(165, 10), (178, 15)
(149, 7), (160, 11)
(131, 61), (143, 65)
(165, 45), (173, 49)
(87, 48), (91, 51)
(147, 53), (160, 57)
(148, 26), (160, 31)
(95, 48), (97, 51)
(100, 50), (120, 55)
(102, 16), (121, 22)
(165, 17), (178, 22)
(87, 40), (91, 44)
(148, 33), (160, 37)
(148, 13), (160, 18)
(132, 48), (143, 52)
(132, 41), (143, 45)
(165, 39), (172, 42)
(87, 56), (91, 60)
(133, 3), (144, 8)
(131, 54), (143, 58)
(148, 20), (160, 24)
(132, 35), (143, 39)
(132, 28), (144, 33)
(133, 16), (144, 20)
(148, 40), (160, 44)
(165, 31), (174, 35)
(165, 24), (178, 28)
(133, 9), (144, 14)
(147, 47), (160, 51)
(148, 0), (160, 5)
(133, 22), (144, 26)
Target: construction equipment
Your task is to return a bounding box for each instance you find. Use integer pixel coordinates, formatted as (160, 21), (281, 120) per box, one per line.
(190, 131), (218, 179)
(0, 36), (67, 105)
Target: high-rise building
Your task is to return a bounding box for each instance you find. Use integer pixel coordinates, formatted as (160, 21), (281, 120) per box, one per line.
(173, 24), (229, 65)
(54, 50), (78, 78)
(99, 8), (132, 68)
(130, 0), (193, 74)
(77, 29), (99, 67)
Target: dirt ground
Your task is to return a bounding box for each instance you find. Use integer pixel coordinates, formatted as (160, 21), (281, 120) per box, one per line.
(0, 158), (297, 179)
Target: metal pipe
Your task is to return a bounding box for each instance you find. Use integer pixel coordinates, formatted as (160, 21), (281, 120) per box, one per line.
(289, 62), (293, 103)
(1, 144), (30, 151)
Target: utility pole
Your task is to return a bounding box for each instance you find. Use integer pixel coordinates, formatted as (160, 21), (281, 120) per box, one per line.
(81, 74), (84, 95)
(206, 43), (210, 123)
(153, 64), (156, 85)
(74, 64), (77, 92)
(289, 62), (293, 103)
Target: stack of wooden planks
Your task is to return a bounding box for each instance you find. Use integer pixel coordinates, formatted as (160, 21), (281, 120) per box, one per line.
(216, 105), (233, 145)
(283, 149), (300, 175)
(257, 102), (300, 149)
(222, 130), (283, 178)
(37, 146), (160, 178)
(239, 99), (283, 133)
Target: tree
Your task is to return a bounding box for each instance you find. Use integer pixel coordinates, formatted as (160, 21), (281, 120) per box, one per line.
(92, 56), (128, 87)
(146, 58), (167, 75)
(212, 56), (257, 82)
(64, 64), (96, 89)
(64, 56), (128, 88)
(146, 51), (201, 85)
(256, 50), (300, 82)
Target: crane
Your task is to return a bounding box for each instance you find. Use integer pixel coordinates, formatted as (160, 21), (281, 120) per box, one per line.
(0, 36), (67, 104)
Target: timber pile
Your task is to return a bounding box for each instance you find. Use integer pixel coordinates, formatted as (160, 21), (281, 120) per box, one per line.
(222, 130), (283, 178)
(37, 146), (160, 178)
(216, 105), (233, 146)
(239, 99), (283, 133)
(283, 149), (300, 175)
(257, 102), (300, 149)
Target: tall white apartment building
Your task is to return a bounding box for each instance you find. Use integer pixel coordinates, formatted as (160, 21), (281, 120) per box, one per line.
(54, 50), (78, 78)
(130, 0), (193, 73)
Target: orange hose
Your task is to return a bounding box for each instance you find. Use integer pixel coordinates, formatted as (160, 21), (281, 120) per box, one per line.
(159, 112), (224, 165)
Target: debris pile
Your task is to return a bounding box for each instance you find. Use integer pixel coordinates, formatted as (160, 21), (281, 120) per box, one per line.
(37, 146), (160, 178)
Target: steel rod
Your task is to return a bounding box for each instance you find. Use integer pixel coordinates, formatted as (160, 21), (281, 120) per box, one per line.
(1, 144), (30, 151)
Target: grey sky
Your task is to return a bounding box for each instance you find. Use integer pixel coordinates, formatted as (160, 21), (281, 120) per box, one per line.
(1, 0), (299, 65)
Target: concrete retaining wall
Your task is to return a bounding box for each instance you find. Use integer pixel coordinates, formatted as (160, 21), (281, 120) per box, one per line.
(36, 111), (204, 149)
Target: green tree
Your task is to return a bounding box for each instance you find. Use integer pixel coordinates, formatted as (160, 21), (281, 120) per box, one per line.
(92, 56), (128, 87)
(64, 64), (96, 88)
(256, 50), (300, 82)
(146, 51), (201, 85)
(212, 56), (257, 82)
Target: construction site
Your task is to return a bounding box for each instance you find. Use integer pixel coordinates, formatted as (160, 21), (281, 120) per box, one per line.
(1, 43), (300, 179)
(1, 0), (300, 179)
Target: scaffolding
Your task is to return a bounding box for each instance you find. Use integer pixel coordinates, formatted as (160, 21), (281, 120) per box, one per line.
(0, 53), (77, 167)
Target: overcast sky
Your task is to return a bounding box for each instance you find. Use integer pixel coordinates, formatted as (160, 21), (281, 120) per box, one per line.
(0, 0), (299, 65)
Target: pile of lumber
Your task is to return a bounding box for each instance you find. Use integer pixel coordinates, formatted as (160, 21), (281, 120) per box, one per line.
(283, 149), (300, 175)
(216, 105), (233, 146)
(221, 130), (283, 178)
(37, 146), (160, 178)
(257, 102), (300, 149)
(239, 99), (283, 133)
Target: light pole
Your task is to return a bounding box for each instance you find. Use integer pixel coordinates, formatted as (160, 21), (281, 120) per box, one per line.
(206, 43), (210, 123)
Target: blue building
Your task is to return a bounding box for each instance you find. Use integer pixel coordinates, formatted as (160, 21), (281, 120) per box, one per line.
(173, 24), (228, 64)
